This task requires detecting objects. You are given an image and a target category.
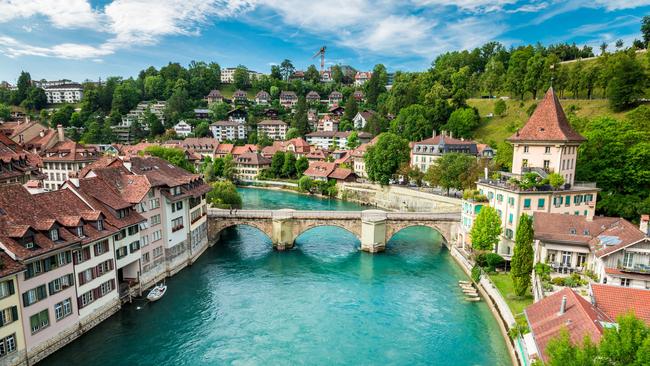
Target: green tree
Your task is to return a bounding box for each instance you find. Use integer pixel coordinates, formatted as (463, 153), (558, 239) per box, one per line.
(511, 214), (534, 297)
(365, 64), (387, 108)
(643, 16), (650, 46)
(233, 65), (250, 90)
(545, 330), (599, 366)
(282, 153), (297, 178)
(144, 146), (195, 172)
(363, 113), (387, 136)
(144, 75), (165, 100)
(469, 206), (502, 251)
(270, 65), (282, 80)
(111, 80), (141, 115)
(304, 65), (320, 83)
(222, 154), (235, 181)
(450, 66), (471, 108)
(270, 151), (285, 177)
(442, 107), (480, 139)
(298, 176), (313, 192)
(295, 156), (309, 175)
(607, 52), (645, 111)
(423, 152), (477, 194)
(0, 103), (10, 121)
(548, 173), (565, 189)
(507, 47), (533, 99)
(390, 104), (432, 141)
(207, 181), (242, 208)
(209, 102), (230, 120)
(286, 127), (300, 140)
(342, 96), (358, 122)
(144, 110), (164, 137)
(346, 131), (360, 149)
(331, 65), (344, 83)
(524, 52), (546, 99)
(280, 59), (295, 81)
(292, 96), (310, 136)
(494, 99), (506, 116)
(482, 57), (505, 97)
(14, 71), (32, 105)
(165, 82), (191, 126)
(364, 133), (410, 185)
(21, 87), (47, 110)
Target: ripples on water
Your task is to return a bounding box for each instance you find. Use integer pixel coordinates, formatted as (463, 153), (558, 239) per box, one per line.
(42, 189), (510, 366)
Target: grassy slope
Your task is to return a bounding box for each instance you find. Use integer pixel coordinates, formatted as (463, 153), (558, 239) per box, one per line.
(468, 98), (627, 145)
(488, 273), (533, 316)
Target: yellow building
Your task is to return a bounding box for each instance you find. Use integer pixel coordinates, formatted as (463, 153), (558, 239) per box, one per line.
(0, 252), (27, 366)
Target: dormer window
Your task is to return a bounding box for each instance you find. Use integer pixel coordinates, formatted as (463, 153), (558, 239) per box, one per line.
(569, 228), (576, 235)
(76, 226), (84, 237)
(50, 228), (59, 241)
(97, 219), (104, 231)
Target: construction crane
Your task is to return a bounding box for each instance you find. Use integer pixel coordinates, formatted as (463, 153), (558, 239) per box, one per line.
(312, 46), (326, 73)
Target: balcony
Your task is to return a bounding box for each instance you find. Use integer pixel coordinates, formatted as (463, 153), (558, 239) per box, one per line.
(478, 172), (597, 193)
(172, 224), (184, 233)
(618, 263), (650, 275)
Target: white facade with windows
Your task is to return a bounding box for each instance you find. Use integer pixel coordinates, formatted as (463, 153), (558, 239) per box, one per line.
(43, 84), (83, 104)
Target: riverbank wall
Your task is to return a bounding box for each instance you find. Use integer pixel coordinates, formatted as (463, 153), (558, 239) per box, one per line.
(338, 183), (461, 212)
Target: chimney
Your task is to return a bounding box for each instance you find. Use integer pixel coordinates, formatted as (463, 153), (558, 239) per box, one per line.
(484, 167), (489, 180)
(57, 124), (65, 142)
(559, 295), (567, 315)
(432, 130), (436, 138)
(641, 215), (649, 236)
(450, 131), (453, 139)
(39, 130), (45, 138)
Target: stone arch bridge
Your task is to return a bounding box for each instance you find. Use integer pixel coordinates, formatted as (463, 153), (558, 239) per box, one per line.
(208, 209), (460, 252)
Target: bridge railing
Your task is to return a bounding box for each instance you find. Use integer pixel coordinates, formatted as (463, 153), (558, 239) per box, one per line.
(208, 208), (461, 221)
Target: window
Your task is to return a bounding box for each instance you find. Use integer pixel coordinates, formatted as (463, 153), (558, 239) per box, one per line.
(141, 234), (150, 247)
(621, 278), (631, 287)
(153, 246), (163, 258)
(49, 228), (59, 241)
(561, 251), (572, 266)
(0, 334), (17, 357)
(94, 240), (109, 256)
(116, 246), (128, 259)
(22, 285), (47, 307)
(508, 197), (514, 206)
(623, 252), (634, 268)
(577, 254), (587, 268)
(30, 309), (49, 334)
(172, 217), (184, 232)
(0, 280), (15, 300)
(79, 291), (94, 308)
(547, 252), (556, 263)
(48, 274), (74, 295)
(97, 219), (104, 231)
(129, 241), (140, 253)
(523, 145), (529, 153)
(54, 299), (72, 320)
(565, 196), (570, 206)
(505, 229), (513, 239)
(127, 225), (139, 236)
(496, 194), (503, 202)
(523, 198), (531, 209)
(150, 198), (160, 209)
(545, 146), (551, 154)
(152, 230), (162, 242)
(76, 226), (84, 237)
(574, 195), (583, 204)
(150, 214), (161, 226)
(537, 198), (545, 208)
(543, 160), (550, 170)
(0, 306), (18, 327)
(585, 194), (593, 202)
(142, 252), (150, 264)
(74, 247), (91, 264)
(99, 280), (114, 296)
(508, 213), (513, 224)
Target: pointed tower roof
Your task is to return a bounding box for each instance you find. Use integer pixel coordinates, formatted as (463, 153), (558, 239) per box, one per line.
(508, 88), (585, 143)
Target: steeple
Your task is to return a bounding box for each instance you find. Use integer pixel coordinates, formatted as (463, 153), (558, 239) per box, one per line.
(507, 87), (585, 143)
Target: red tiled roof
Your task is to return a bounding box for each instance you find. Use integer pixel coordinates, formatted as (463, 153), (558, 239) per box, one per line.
(591, 284), (650, 325)
(525, 287), (611, 363)
(77, 156), (124, 178)
(235, 152), (271, 166)
(42, 139), (99, 162)
(0, 252), (25, 278)
(231, 144), (258, 156)
(91, 167), (151, 204)
(304, 161), (336, 178)
(508, 88), (585, 142)
(329, 167), (354, 180)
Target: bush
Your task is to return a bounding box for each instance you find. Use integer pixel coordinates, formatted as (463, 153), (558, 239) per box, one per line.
(298, 176), (313, 193)
(534, 262), (552, 281)
(494, 99), (507, 116)
(551, 274), (586, 288)
(471, 264), (482, 282)
(476, 252), (505, 272)
(207, 181), (242, 208)
(551, 277), (565, 286)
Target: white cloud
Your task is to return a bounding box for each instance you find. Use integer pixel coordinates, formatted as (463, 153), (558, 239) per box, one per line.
(0, 36), (112, 59)
(413, 0), (518, 13)
(591, 0), (650, 11)
(0, 0), (99, 28)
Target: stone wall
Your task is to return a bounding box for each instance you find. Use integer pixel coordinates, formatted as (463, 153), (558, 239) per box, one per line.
(338, 183), (461, 212)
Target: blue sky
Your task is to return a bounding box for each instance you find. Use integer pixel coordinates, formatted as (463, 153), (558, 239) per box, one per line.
(0, 0), (649, 83)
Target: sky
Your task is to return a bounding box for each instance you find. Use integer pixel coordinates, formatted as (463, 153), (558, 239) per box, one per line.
(0, 0), (649, 83)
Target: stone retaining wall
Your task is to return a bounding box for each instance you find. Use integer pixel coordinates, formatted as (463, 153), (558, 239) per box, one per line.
(338, 183), (461, 212)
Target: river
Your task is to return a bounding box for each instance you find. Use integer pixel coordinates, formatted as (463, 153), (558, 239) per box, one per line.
(42, 187), (510, 366)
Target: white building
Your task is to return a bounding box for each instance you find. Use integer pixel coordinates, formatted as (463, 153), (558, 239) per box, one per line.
(257, 120), (288, 141)
(210, 121), (247, 142)
(220, 67), (263, 84)
(306, 131), (372, 150)
(354, 71), (372, 86)
(43, 83), (83, 104)
(173, 121), (193, 137)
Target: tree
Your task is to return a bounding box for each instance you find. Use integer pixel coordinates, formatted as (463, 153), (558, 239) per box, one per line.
(233, 65), (250, 90)
(298, 176), (313, 192)
(21, 87), (47, 110)
(0, 103), (10, 121)
(390, 104), (432, 142)
(209, 102), (230, 121)
(643, 16), (650, 46)
(292, 96), (309, 136)
(331, 65), (344, 83)
(14, 71), (32, 105)
(615, 39), (624, 50)
(364, 133), (410, 185)
(511, 214), (534, 297)
(607, 52), (645, 111)
(600, 41), (608, 54)
(524, 52), (546, 99)
(548, 173), (565, 189)
(270, 151), (285, 177)
(363, 113), (387, 136)
(482, 57), (505, 97)
(144, 110), (164, 137)
(111, 80), (141, 115)
(282, 153), (297, 178)
(567, 61), (583, 98)
(365, 64), (387, 108)
(222, 154), (235, 181)
(507, 47), (533, 99)
(144, 75), (165, 100)
(342, 97), (358, 122)
(346, 131), (360, 149)
(286, 127), (300, 140)
(450, 66), (471, 108)
(304, 65), (320, 83)
(443, 107), (480, 139)
(494, 99), (506, 116)
(469, 206), (502, 251)
(165, 82), (191, 126)
(207, 181), (242, 208)
(270, 65), (282, 80)
(423, 153), (477, 194)
(295, 156), (309, 175)
(545, 330), (599, 366)
(279, 59), (295, 81)
(144, 146), (195, 172)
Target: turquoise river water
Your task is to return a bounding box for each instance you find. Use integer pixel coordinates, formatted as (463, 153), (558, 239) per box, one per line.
(42, 187), (510, 365)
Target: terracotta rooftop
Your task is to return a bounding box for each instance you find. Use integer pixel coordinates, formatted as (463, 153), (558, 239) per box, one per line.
(304, 161), (336, 178)
(525, 287), (611, 363)
(533, 212), (646, 257)
(129, 156), (200, 188)
(258, 119), (288, 126)
(329, 167), (354, 180)
(42, 139), (99, 162)
(0, 251), (25, 278)
(90, 167), (151, 204)
(77, 156), (124, 178)
(591, 284), (650, 326)
(235, 152), (271, 166)
(508, 88), (585, 143)
(73, 177), (145, 230)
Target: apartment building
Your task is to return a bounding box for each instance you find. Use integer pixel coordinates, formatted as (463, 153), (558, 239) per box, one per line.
(411, 131), (478, 173)
(257, 120), (287, 141)
(0, 253), (26, 366)
(41, 129), (99, 191)
(306, 131), (372, 150)
(210, 121), (247, 142)
(43, 84), (83, 104)
(462, 88), (599, 260)
(234, 152), (271, 181)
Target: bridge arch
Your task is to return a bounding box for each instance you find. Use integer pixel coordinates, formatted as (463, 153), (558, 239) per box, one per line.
(208, 220), (273, 244)
(385, 221), (453, 247)
(291, 221), (362, 245)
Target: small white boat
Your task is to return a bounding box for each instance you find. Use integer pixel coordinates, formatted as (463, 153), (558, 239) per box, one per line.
(147, 284), (167, 302)
(465, 297), (481, 302)
(459, 280), (472, 285)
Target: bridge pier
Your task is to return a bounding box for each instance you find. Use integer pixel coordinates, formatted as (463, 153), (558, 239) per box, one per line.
(360, 210), (387, 253)
(272, 209), (295, 251)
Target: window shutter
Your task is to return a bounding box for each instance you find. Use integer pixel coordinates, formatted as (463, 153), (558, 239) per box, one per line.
(66, 251), (72, 263)
(109, 260), (114, 270)
(94, 244), (99, 256)
(11, 306), (18, 322)
(77, 296), (83, 309)
(69, 273), (75, 286)
(43, 259), (51, 272)
(110, 279), (115, 290)
(7, 280), (14, 295)
(22, 292), (29, 307)
(78, 272), (84, 286)
(48, 282), (54, 295)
